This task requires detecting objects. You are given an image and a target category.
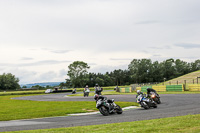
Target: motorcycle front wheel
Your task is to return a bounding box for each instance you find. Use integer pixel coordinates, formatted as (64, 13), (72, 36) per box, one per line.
(157, 98), (161, 104)
(116, 105), (123, 114)
(99, 106), (109, 116)
(142, 102), (149, 109)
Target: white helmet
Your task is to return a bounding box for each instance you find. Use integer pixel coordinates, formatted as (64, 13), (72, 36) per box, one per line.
(137, 90), (141, 95)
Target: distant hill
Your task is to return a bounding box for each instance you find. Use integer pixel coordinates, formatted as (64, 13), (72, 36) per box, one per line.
(20, 82), (64, 88)
(165, 70), (200, 85)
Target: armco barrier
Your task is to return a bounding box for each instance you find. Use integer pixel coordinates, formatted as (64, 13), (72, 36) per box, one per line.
(166, 85), (184, 92)
(152, 85), (166, 92)
(188, 84), (200, 91)
(120, 87), (132, 93)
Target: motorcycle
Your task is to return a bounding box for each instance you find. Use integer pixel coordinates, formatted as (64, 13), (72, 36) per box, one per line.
(137, 94), (157, 109)
(96, 97), (123, 116)
(72, 88), (76, 94)
(149, 92), (161, 104)
(83, 89), (90, 97)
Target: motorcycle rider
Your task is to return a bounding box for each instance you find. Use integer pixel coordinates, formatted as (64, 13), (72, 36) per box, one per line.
(146, 88), (159, 97)
(94, 94), (106, 102)
(94, 83), (103, 95)
(83, 85), (90, 97)
(136, 90), (145, 98)
(94, 94), (116, 112)
(72, 88), (76, 94)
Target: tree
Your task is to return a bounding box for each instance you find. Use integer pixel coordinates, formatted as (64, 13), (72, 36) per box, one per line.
(128, 59), (152, 83)
(67, 61), (90, 87)
(161, 58), (176, 80)
(191, 59), (200, 71)
(22, 86), (27, 88)
(31, 85), (44, 90)
(0, 73), (20, 90)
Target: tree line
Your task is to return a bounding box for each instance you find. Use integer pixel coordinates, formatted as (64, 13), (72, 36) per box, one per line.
(1, 58), (200, 90)
(66, 59), (200, 88)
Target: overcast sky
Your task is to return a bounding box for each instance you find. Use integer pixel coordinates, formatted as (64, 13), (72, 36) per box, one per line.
(1, 0), (200, 84)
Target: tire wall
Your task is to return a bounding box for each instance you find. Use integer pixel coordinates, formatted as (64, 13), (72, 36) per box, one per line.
(152, 85), (166, 92)
(136, 85), (184, 92)
(166, 85), (184, 92)
(136, 87), (141, 91)
(141, 86), (152, 93)
(188, 84), (200, 91)
(120, 87), (132, 93)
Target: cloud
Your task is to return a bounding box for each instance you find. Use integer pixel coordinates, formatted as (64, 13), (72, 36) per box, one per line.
(153, 54), (162, 57)
(110, 58), (132, 61)
(39, 71), (58, 81)
(135, 20), (159, 25)
(21, 57), (34, 60)
(90, 64), (128, 74)
(50, 50), (71, 54)
(149, 45), (171, 50)
(88, 63), (97, 66)
(42, 48), (72, 54)
(0, 60), (71, 67)
(174, 43), (200, 49)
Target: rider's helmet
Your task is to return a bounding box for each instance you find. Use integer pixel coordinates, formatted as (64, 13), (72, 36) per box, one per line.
(95, 83), (98, 87)
(146, 88), (151, 94)
(86, 85), (88, 87)
(94, 94), (99, 100)
(137, 90), (142, 95)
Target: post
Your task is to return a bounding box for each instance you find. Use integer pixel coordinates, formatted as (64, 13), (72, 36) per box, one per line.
(170, 81), (171, 85)
(197, 77), (200, 84)
(163, 78), (166, 85)
(193, 79), (194, 84)
(177, 81), (178, 85)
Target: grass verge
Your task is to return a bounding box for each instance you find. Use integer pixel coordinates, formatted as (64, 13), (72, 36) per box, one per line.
(0, 90), (45, 96)
(0, 95), (137, 121)
(4, 114), (200, 133)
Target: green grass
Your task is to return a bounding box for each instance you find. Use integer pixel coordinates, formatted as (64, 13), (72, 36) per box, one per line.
(0, 95), (137, 121)
(0, 90), (45, 96)
(4, 114), (200, 133)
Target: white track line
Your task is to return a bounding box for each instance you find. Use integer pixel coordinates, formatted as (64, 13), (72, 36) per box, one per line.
(68, 106), (138, 116)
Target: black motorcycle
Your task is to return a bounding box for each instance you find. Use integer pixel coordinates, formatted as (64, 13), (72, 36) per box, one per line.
(149, 92), (161, 104)
(72, 88), (76, 94)
(96, 97), (123, 116)
(137, 94), (157, 109)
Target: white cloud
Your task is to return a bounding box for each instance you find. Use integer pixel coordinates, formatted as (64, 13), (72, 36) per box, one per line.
(174, 43), (200, 49)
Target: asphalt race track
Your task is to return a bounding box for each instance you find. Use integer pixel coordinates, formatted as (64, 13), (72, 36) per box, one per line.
(1, 93), (200, 132)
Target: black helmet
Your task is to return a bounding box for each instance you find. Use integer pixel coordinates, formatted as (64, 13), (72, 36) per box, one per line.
(94, 94), (99, 100)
